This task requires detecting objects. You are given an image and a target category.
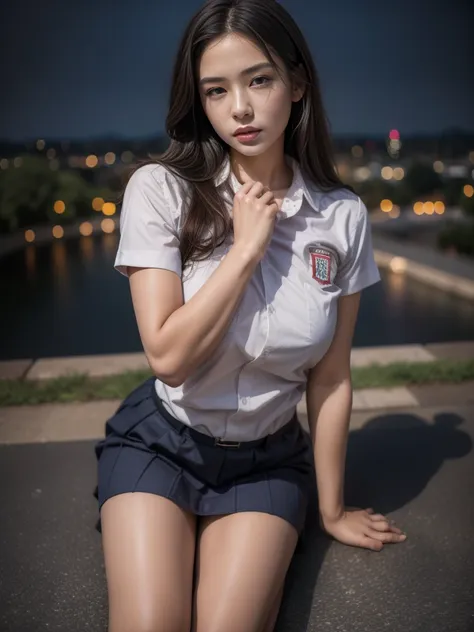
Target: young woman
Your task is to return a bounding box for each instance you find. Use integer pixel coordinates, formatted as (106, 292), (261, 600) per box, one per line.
(95, 1), (407, 630)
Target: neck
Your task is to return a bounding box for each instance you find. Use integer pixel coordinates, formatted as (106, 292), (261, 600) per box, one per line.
(229, 140), (292, 191)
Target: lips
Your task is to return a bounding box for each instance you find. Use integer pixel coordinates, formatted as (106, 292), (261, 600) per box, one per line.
(233, 127), (261, 137)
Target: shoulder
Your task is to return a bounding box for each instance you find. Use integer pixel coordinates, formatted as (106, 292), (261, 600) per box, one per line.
(307, 183), (365, 233)
(319, 186), (361, 216)
(127, 162), (187, 194)
(124, 163), (190, 219)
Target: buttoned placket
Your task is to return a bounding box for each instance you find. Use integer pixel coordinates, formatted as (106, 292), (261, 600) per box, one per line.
(224, 260), (272, 437)
(219, 160), (308, 439)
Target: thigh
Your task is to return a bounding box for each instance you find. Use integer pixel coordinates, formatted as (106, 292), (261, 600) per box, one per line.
(101, 492), (196, 632)
(192, 512), (298, 632)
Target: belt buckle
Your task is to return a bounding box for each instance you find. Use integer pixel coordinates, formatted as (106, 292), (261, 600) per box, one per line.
(214, 437), (241, 448)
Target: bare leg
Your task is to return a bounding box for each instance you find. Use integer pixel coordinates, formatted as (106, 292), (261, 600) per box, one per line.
(262, 584), (284, 632)
(192, 512), (298, 632)
(101, 492), (196, 632)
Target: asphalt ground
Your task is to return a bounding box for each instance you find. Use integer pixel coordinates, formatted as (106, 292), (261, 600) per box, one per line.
(0, 402), (473, 632)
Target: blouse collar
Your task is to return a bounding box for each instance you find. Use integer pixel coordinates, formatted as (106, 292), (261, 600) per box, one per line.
(215, 155), (320, 220)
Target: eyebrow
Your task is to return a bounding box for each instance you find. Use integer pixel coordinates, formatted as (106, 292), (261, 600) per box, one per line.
(199, 62), (274, 86)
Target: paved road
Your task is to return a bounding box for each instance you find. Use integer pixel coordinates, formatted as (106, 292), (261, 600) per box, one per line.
(1, 402), (473, 632)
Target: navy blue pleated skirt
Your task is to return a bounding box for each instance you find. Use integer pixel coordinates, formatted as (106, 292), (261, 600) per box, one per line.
(94, 377), (315, 534)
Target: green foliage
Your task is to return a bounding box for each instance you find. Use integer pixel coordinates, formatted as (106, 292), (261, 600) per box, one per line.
(442, 178), (465, 206)
(438, 221), (474, 256)
(51, 171), (113, 222)
(2, 361), (474, 406)
(459, 187), (474, 217)
(403, 161), (443, 198)
(48, 170), (87, 223)
(0, 155), (57, 230)
(0, 369), (153, 405)
(354, 162), (445, 210)
(390, 182), (413, 206)
(352, 358), (474, 389)
(355, 180), (395, 210)
(0, 156), (116, 232)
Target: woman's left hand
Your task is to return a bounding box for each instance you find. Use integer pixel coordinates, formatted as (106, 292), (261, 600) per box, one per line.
(320, 506), (407, 551)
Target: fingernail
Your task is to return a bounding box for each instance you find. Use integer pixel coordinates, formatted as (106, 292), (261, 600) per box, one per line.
(400, 534), (407, 539)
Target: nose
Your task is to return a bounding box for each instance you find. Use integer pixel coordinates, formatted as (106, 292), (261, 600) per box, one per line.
(231, 89), (253, 120)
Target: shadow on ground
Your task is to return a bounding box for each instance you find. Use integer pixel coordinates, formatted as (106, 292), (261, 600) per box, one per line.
(275, 411), (472, 632)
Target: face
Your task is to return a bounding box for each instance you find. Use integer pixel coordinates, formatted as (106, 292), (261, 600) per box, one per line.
(198, 33), (304, 157)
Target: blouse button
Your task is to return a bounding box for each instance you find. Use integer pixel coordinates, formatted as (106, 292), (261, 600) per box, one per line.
(241, 397), (248, 405)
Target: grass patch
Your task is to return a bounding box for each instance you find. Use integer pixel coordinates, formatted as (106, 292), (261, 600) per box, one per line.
(1, 359), (474, 407)
(351, 358), (474, 389)
(0, 369), (153, 406)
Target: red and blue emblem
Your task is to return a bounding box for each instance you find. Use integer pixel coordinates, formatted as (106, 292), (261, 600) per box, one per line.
(310, 248), (332, 285)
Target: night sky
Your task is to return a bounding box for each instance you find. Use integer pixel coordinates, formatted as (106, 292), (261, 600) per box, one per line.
(2, 0), (473, 141)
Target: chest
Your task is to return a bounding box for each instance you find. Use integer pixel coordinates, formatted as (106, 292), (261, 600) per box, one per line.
(181, 215), (345, 368)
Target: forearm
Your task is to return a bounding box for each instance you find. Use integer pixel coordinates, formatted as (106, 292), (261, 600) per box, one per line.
(153, 244), (258, 384)
(306, 378), (353, 520)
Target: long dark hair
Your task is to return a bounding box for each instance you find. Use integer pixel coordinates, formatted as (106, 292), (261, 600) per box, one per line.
(128, 0), (347, 268)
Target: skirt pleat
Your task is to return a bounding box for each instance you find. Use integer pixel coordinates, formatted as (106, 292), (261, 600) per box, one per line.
(94, 377), (315, 534)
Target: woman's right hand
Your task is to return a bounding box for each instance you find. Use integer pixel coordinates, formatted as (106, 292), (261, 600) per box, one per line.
(231, 181), (279, 263)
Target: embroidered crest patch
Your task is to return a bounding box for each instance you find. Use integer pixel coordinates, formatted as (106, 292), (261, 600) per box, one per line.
(310, 248), (332, 285)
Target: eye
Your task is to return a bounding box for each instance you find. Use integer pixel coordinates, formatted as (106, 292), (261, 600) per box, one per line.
(251, 75), (272, 87)
(205, 87), (225, 97)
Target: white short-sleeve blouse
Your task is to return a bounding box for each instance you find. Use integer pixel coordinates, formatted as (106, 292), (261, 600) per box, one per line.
(114, 157), (380, 441)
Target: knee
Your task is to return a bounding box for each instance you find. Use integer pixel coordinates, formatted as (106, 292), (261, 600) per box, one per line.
(109, 610), (190, 632)
(194, 615), (260, 632)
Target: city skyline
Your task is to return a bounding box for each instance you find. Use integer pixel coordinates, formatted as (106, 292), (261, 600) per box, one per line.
(2, 0), (473, 142)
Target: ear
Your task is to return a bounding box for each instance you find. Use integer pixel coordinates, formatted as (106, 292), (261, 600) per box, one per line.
(291, 64), (306, 103)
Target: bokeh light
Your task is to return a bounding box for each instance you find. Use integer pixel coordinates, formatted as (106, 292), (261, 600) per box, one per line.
(102, 202), (116, 216)
(389, 205), (400, 218)
(79, 222), (94, 237)
(54, 200), (66, 214)
(390, 256), (407, 273)
(413, 201), (424, 215)
(381, 166), (393, 180)
(353, 166), (371, 182)
(86, 154), (99, 168)
(101, 218), (116, 233)
(52, 225), (64, 239)
(92, 197), (105, 211)
(380, 199), (393, 213)
(423, 202), (435, 215)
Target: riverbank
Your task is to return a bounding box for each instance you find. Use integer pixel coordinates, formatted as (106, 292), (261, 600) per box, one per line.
(2, 358), (474, 407)
(0, 217), (108, 258)
(3, 341), (473, 380)
(2, 215), (474, 299)
(2, 341), (474, 410)
(372, 233), (474, 300)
